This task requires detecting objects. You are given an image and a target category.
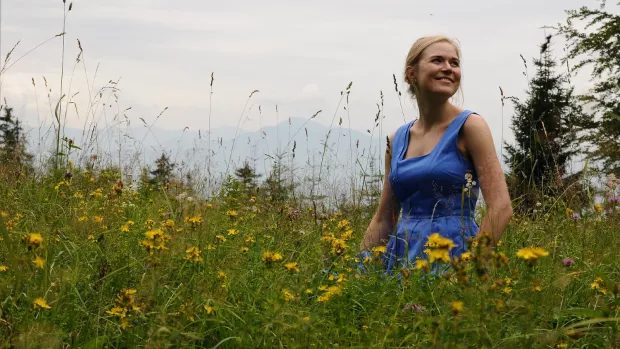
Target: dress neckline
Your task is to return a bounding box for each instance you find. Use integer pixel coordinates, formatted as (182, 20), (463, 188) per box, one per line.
(400, 110), (467, 162)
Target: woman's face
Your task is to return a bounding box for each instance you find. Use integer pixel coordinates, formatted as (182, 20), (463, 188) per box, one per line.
(408, 42), (461, 100)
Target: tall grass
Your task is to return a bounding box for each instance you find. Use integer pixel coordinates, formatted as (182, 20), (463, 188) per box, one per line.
(0, 3), (618, 348)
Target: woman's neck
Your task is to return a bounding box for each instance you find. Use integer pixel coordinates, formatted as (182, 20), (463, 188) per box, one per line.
(415, 100), (460, 130)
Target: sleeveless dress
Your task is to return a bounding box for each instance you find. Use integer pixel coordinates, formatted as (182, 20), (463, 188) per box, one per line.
(364, 110), (481, 273)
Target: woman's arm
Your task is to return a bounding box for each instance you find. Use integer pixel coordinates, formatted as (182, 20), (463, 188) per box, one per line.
(462, 114), (513, 246)
(360, 132), (401, 251)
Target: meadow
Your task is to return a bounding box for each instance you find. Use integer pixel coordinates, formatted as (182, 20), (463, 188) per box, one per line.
(1, 2), (620, 348)
(0, 162), (618, 348)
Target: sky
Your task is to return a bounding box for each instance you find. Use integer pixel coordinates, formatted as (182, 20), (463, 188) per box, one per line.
(0, 0), (616, 158)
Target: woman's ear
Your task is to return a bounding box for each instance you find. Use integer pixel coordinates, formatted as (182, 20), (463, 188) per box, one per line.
(405, 65), (416, 85)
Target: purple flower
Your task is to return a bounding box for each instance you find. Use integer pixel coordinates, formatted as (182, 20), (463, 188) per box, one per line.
(572, 212), (581, 221)
(562, 258), (575, 267)
(609, 195), (620, 204)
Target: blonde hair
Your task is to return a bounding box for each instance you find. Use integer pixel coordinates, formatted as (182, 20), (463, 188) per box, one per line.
(404, 36), (463, 102)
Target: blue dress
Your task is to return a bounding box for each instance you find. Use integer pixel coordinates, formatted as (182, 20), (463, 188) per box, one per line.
(369, 109), (481, 273)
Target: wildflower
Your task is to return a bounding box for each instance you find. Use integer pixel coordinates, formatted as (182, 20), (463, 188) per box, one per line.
(187, 215), (203, 226)
(371, 245), (387, 258)
(207, 244), (216, 251)
(23, 233), (43, 250)
(78, 215), (89, 222)
(450, 301), (464, 315)
(263, 252), (283, 264)
(317, 285), (342, 303)
(215, 235), (226, 243)
(555, 343), (568, 349)
(337, 219), (350, 231)
(245, 236), (255, 244)
(204, 305), (215, 315)
(121, 220), (134, 233)
(144, 219), (155, 229)
(32, 256), (46, 269)
(184, 246), (203, 263)
(426, 233), (457, 249)
(414, 259), (430, 271)
(226, 210), (238, 217)
(424, 248), (451, 263)
(92, 216), (104, 224)
(460, 251), (472, 262)
(594, 204), (603, 214)
(591, 277), (607, 295)
(566, 208), (574, 217)
(340, 229), (354, 240)
(572, 212), (581, 221)
(227, 229), (239, 236)
(331, 238), (348, 255)
(516, 247), (549, 263)
(562, 258), (575, 267)
(162, 219), (175, 229)
(33, 297), (52, 310)
(0, 265), (8, 272)
(240, 246), (249, 253)
(609, 195), (620, 204)
(282, 289), (296, 302)
(284, 262), (300, 273)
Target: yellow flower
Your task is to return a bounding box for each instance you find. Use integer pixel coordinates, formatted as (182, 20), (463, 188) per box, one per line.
(184, 246), (203, 263)
(227, 229), (239, 236)
(107, 306), (127, 318)
(32, 256), (46, 269)
(245, 236), (255, 244)
(371, 245), (387, 258)
(0, 265), (8, 272)
(460, 252), (472, 262)
(33, 297), (51, 310)
(516, 247), (549, 261)
(555, 343), (568, 349)
(424, 248), (451, 263)
(92, 216), (104, 224)
(216, 235), (226, 242)
(23, 233), (43, 250)
(331, 238), (348, 255)
(284, 262), (300, 273)
(566, 208), (574, 217)
(282, 289), (296, 302)
(337, 219), (350, 230)
(121, 220), (134, 233)
(226, 210), (238, 217)
(204, 305), (215, 315)
(414, 259), (430, 271)
(450, 301), (464, 315)
(594, 203), (603, 214)
(425, 233), (457, 250)
(78, 215), (89, 222)
(240, 246), (249, 253)
(262, 251), (283, 263)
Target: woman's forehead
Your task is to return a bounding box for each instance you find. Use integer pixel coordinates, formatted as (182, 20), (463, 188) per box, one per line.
(421, 42), (459, 59)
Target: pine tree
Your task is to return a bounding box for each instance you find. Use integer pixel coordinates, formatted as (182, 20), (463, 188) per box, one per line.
(504, 36), (589, 208)
(557, 2), (620, 175)
(234, 160), (261, 193)
(0, 105), (33, 171)
(149, 152), (176, 189)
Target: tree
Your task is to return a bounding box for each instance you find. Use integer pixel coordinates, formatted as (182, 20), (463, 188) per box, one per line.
(504, 36), (590, 208)
(149, 152), (176, 189)
(264, 152), (294, 204)
(0, 105), (33, 171)
(234, 160), (261, 193)
(556, 2), (620, 175)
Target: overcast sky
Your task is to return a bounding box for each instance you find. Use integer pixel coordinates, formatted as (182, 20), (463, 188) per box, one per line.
(1, 0), (616, 154)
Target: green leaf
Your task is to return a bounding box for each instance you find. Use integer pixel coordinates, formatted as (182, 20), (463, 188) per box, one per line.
(83, 335), (108, 349)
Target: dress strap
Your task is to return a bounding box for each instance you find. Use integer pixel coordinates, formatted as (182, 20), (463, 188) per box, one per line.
(437, 110), (477, 150)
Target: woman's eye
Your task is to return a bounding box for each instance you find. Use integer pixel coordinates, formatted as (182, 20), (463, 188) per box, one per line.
(451, 62), (460, 67)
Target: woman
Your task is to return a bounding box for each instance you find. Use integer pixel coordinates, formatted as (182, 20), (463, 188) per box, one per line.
(359, 36), (513, 272)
